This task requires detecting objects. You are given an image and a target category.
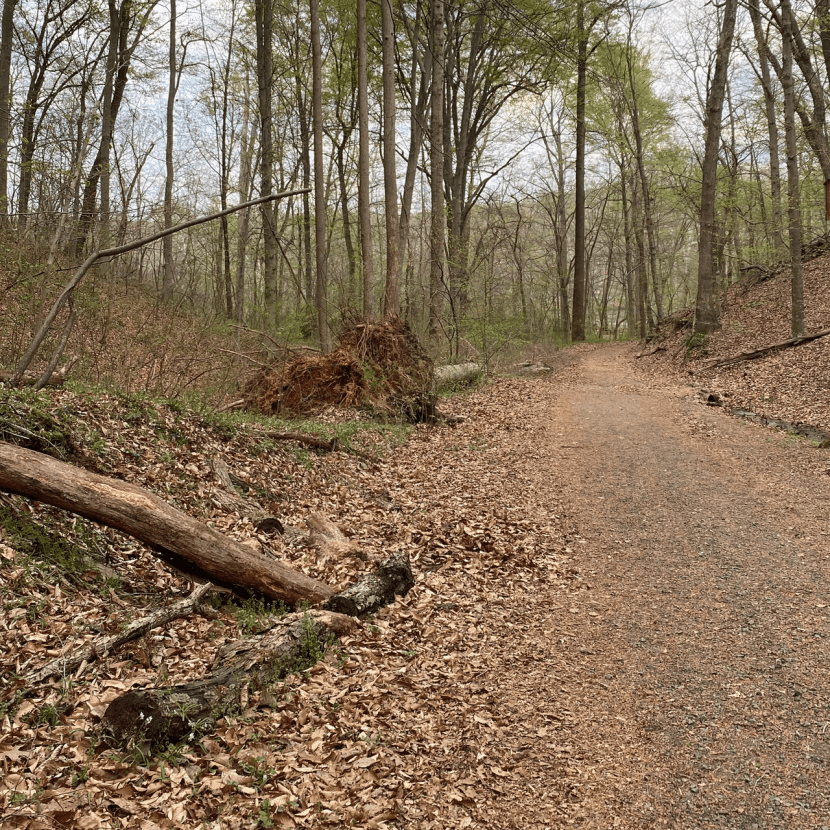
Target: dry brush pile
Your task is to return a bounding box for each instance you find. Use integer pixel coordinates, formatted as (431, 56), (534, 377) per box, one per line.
(242, 316), (437, 423)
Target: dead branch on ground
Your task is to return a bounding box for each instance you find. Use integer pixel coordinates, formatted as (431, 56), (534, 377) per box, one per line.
(693, 328), (830, 373)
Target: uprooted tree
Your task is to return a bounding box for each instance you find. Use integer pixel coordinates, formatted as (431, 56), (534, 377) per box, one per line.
(242, 315), (439, 422)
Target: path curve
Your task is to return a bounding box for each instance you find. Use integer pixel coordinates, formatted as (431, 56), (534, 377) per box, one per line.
(507, 344), (830, 828)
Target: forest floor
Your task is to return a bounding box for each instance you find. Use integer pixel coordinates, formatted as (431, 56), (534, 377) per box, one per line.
(4, 341), (830, 828)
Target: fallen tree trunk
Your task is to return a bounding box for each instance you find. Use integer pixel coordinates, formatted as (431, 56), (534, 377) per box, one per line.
(102, 610), (357, 745)
(0, 442), (333, 606)
(695, 327), (830, 373)
(28, 582), (217, 685)
(434, 362), (482, 390)
(323, 552), (414, 617)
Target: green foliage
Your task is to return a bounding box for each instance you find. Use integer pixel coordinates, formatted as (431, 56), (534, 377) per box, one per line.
(0, 503), (91, 581)
(257, 799), (275, 828)
(0, 387), (76, 459)
(239, 756), (278, 791)
(234, 596), (287, 635)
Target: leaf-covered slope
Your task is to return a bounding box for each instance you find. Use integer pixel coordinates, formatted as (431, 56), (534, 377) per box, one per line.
(639, 251), (830, 433)
(0, 379), (580, 829)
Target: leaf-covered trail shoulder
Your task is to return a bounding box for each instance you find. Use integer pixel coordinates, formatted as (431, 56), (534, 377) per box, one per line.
(525, 343), (830, 829)
(3, 343), (830, 829)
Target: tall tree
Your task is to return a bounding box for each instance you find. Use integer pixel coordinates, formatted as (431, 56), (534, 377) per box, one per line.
(381, 0), (400, 317)
(429, 0), (445, 338)
(163, 0), (177, 303)
(0, 0), (17, 222)
(310, 0), (330, 350)
(694, 0), (737, 335)
(781, 6), (804, 336)
(357, 0), (374, 318)
(77, 0), (158, 251)
(572, 0), (587, 341)
(255, 0), (277, 326)
(747, 0), (785, 258)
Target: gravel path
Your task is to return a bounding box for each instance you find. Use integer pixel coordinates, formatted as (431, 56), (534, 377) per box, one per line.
(505, 344), (830, 829)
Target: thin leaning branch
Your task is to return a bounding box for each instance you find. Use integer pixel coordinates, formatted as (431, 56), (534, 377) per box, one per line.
(12, 189), (310, 385)
(693, 327), (830, 373)
(27, 581), (216, 685)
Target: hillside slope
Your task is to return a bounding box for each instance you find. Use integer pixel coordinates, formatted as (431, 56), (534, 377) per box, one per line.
(638, 250), (830, 435)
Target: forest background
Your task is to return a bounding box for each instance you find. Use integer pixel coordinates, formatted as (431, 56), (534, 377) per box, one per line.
(0, 0), (824, 396)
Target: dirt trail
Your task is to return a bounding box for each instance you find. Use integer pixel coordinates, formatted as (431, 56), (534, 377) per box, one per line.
(496, 344), (830, 829)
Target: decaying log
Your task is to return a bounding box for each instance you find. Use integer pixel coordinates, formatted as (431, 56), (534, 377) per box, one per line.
(0, 442), (333, 606)
(102, 610), (357, 745)
(694, 327), (830, 373)
(28, 582), (216, 685)
(211, 458), (283, 534)
(512, 361), (553, 375)
(434, 362), (482, 390)
(307, 513), (363, 559)
(324, 552), (414, 617)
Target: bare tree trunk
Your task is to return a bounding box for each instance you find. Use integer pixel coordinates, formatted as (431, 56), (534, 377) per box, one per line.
(572, 0), (587, 341)
(162, 0), (176, 303)
(398, 1), (429, 290)
(256, 0), (277, 327)
(310, 0), (330, 352)
(555, 129), (570, 342)
(620, 160), (636, 336)
(357, 0), (374, 318)
(782, 13), (804, 337)
(694, 0), (737, 335)
(236, 86), (255, 329)
(748, 0), (785, 258)
(428, 0), (445, 339)
(0, 0), (16, 223)
(626, 43), (661, 324)
(98, 0), (119, 251)
(381, 0), (400, 318)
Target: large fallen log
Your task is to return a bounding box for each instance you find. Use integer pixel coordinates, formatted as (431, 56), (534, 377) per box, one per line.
(102, 610), (357, 745)
(434, 362), (482, 391)
(0, 442), (333, 606)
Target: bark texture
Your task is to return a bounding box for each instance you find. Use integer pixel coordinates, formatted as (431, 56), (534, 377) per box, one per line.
(28, 582), (216, 684)
(102, 610), (357, 745)
(0, 442), (332, 605)
(323, 552), (414, 617)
